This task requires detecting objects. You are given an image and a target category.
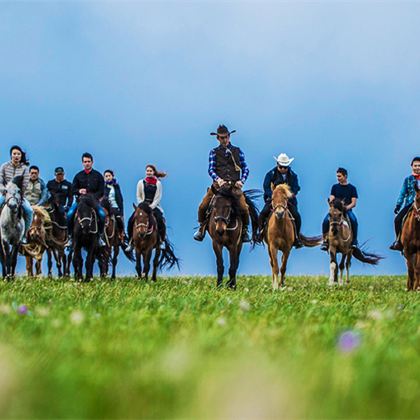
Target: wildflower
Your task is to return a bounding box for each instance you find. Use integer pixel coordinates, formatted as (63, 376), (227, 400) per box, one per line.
(337, 330), (361, 353)
(368, 309), (383, 321)
(17, 305), (28, 316)
(216, 317), (227, 327)
(36, 307), (50, 317)
(70, 310), (84, 325)
(239, 299), (250, 312)
(0, 304), (11, 315)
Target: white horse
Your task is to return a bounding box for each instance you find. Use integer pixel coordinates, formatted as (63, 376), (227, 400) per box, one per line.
(0, 176), (25, 280)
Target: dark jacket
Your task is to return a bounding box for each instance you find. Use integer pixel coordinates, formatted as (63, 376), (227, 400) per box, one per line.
(47, 179), (73, 208)
(72, 169), (104, 201)
(396, 175), (418, 208)
(104, 183), (124, 212)
(263, 166), (300, 206)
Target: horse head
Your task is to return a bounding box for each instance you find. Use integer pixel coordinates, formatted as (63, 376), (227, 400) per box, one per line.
(413, 183), (420, 221)
(4, 179), (23, 213)
(134, 202), (154, 239)
(329, 198), (346, 235)
(272, 184), (292, 220)
(76, 195), (96, 234)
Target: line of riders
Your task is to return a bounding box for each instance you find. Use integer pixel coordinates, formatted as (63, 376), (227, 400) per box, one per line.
(0, 126), (419, 257)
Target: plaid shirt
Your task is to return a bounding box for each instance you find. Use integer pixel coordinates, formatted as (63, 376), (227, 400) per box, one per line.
(208, 144), (249, 183)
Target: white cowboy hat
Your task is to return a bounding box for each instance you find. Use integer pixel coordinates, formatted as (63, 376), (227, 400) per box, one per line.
(274, 153), (294, 167)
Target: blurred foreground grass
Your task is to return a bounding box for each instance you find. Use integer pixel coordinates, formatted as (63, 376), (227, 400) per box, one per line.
(0, 275), (419, 419)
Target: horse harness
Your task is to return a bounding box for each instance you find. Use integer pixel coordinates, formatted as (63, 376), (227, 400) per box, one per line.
(76, 209), (98, 234)
(135, 211), (155, 236)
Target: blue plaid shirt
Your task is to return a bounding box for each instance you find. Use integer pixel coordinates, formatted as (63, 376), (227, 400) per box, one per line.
(208, 144), (249, 183)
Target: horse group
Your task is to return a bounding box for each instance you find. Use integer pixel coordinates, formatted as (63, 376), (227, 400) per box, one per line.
(1, 177), (419, 291)
(0, 177), (178, 282)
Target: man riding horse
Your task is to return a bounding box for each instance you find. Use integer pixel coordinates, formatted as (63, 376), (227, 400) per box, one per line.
(47, 166), (73, 212)
(258, 153), (303, 248)
(66, 152), (106, 248)
(390, 156), (420, 251)
(194, 124), (251, 243)
(321, 167), (358, 251)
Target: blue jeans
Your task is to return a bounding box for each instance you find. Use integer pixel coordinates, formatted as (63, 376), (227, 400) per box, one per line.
(323, 209), (358, 245)
(0, 195), (34, 235)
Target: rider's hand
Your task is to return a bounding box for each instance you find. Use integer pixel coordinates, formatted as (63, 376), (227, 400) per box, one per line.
(216, 178), (226, 187)
(394, 205), (401, 215)
(79, 188), (87, 195)
(235, 181), (244, 189)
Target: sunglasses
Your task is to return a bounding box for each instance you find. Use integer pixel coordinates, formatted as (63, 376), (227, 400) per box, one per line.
(217, 135), (229, 140)
(277, 165), (288, 169)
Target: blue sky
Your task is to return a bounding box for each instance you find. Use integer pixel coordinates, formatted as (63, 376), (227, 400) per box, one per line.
(1, 1), (419, 275)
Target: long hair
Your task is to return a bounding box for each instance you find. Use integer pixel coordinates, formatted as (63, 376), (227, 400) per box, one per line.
(10, 145), (29, 165)
(146, 164), (167, 178)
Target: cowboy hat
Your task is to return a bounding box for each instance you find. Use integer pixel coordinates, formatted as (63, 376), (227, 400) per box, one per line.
(274, 153), (294, 166)
(210, 124), (236, 136)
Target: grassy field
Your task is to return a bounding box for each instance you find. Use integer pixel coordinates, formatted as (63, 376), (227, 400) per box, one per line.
(0, 275), (419, 419)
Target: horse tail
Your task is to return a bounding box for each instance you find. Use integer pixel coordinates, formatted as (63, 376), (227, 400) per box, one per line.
(158, 237), (180, 270)
(244, 189), (262, 245)
(300, 234), (323, 248)
(120, 245), (135, 262)
(352, 245), (383, 265)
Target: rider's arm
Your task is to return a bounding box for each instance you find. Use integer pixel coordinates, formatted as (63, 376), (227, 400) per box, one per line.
(263, 171), (273, 202)
(22, 165), (30, 192)
(239, 149), (249, 184)
(150, 181), (162, 209)
(0, 164), (5, 194)
(291, 172), (301, 197)
(136, 180), (144, 204)
(67, 182), (74, 209)
(38, 179), (49, 205)
(396, 177), (408, 209)
(72, 174), (80, 197)
(208, 149), (219, 182)
(94, 172), (105, 201)
(346, 197), (357, 210)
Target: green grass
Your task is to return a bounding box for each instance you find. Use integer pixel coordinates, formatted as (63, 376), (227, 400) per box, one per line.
(0, 275), (419, 419)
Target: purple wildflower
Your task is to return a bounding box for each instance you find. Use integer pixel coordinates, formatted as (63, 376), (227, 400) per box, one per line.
(337, 330), (361, 353)
(17, 305), (29, 315)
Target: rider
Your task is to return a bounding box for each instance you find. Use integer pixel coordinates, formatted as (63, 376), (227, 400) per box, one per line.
(103, 169), (127, 242)
(46, 166), (73, 211)
(194, 124), (251, 242)
(0, 145), (33, 244)
(390, 156), (420, 251)
(126, 164), (167, 251)
(24, 165), (49, 206)
(258, 153), (303, 248)
(321, 167), (358, 251)
(67, 152), (106, 247)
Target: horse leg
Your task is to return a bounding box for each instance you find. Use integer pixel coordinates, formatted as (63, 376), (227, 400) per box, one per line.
(280, 249), (290, 288)
(268, 243), (279, 290)
(11, 245), (19, 279)
(212, 241), (224, 288)
(143, 248), (153, 281)
(26, 256), (33, 277)
(85, 247), (95, 282)
(406, 255), (415, 291)
(36, 256), (42, 277)
(135, 250), (142, 279)
(338, 254), (346, 286)
(3, 242), (12, 279)
(227, 246), (239, 290)
(346, 253), (352, 286)
(111, 245), (119, 280)
(73, 247), (82, 281)
(47, 249), (53, 278)
(152, 247), (161, 282)
(328, 249), (337, 286)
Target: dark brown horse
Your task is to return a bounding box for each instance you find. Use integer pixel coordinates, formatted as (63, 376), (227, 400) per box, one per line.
(401, 185), (420, 290)
(207, 185), (259, 289)
(131, 202), (178, 281)
(265, 184), (322, 289)
(327, 198), (382, 286)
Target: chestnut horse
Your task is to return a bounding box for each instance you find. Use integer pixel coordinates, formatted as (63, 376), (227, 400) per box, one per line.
(401, 185), (420, 290)
(131, 202), (178, 281)
(327, 198), (382, 286)
(265, 184), (322, 289)
(207, 185), (259, 289)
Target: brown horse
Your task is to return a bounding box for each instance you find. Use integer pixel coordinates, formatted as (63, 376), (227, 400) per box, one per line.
(401, 185), (420, 290)
(265, 184), (322, 289)
(207, 185), (259, 289)
(327, 198), (382, 286)
(21, 206), (51, 277)
(131, 202), (178, 281)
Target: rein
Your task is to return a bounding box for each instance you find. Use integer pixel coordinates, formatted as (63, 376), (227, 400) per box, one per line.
(330, 217), (352, 242)
(76, 209), (98, 234)
(413, 202), (420, 221)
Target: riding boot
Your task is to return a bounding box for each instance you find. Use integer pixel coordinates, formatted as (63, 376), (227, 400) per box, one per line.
(291, 207), (303, 248)
(241, 222), (251, 243)
(193, 223), (207, 242)
(320, 236), (329, 251)
(390, 240), (403, 251)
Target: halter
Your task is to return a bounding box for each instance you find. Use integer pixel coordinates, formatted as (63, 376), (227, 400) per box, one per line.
(414, 202), (420, 221)
(76, 209), (98, 234)
(214, 208), (232, 225)
(329, 216), (351, 242)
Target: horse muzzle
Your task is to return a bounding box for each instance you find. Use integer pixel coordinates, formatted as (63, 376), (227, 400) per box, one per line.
(275, 210), (285, 220)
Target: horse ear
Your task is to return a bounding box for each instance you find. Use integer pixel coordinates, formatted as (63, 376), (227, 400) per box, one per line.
(133, 203), (137, 210)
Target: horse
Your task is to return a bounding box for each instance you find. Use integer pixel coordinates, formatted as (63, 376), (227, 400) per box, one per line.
(131, 202), (179, 281)
(99, 199), (134, 279)
(207, 184), (260, 289)
(72, 194), (102, 282)
(44, 197), (70, 278)
(20, 206), (51, 277)
(0, 176), (25, 280)
(401, 184), (420, 290)
(265, 184), (322, 290)
(327, 198), (382, 286)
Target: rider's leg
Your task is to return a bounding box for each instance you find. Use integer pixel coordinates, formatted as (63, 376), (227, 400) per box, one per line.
(237, 191), (251, 242)
(65, 202), (77, 248)
(153, 208), (166, 243)
(289, 203), (303, 248)
(194, 187), (215, 241)
(96, 205), (107, 246)
(347, 210), (358, 247)
(21, 199), (34, 244)
(258, 202), (271, 232)
(321, 214), (330, 250)
(390, 205), (411, 250)
(0, 195), (4, 207)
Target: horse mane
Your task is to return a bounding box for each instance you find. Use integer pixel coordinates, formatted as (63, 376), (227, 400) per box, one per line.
(137, 201), (154, 216)
(272, 184), (293, 200)
(10, 175), (24, 191)
(215, 188), (241, 214)
(32, 205), (52, 225)
(78, 194), (97, 209)
(330, 198), (347, 215)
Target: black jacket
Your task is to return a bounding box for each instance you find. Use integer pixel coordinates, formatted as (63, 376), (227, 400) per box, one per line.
(104, 183), (124, 212)
(47, 179), (73, 208)
(263, 167), (300, 206)
(72, 169), (104, 201)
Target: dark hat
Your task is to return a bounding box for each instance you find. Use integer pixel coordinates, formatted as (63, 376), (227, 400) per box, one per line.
(210, 124), (236, 136)
(55, 166), (65, 174)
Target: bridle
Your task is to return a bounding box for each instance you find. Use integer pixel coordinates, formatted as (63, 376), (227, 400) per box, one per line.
(413, 201), (420, 221)
(76, 209), (98, 234)
(135, 211), (154, 236)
